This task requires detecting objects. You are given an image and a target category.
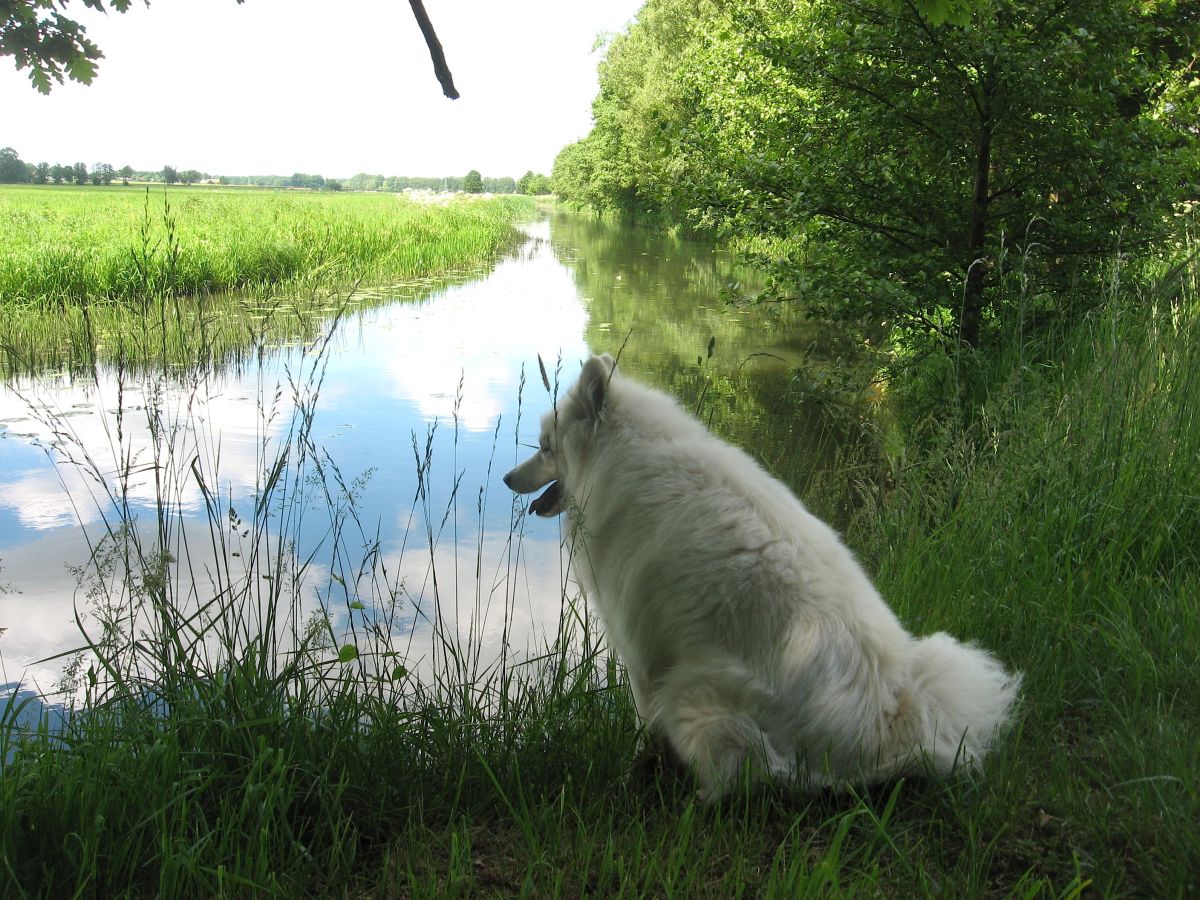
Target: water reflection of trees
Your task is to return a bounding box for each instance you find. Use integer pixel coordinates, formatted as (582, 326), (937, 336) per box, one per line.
(549, 209), (881, 522)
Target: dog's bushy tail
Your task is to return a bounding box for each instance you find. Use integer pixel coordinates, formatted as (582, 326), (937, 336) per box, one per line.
(904, 633), (1021, 775)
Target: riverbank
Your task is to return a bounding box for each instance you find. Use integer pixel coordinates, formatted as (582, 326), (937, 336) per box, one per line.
(0, 185), (534, 373)
(2, 217), (1196, 894)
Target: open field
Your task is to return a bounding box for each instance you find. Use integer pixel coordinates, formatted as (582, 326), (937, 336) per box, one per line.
(0, 185), (534, 373)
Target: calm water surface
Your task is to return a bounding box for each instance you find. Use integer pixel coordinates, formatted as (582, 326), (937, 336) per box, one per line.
(0, 210), (839, 695)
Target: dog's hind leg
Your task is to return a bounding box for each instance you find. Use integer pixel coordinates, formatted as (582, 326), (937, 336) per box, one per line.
(649, 663), (792, 802)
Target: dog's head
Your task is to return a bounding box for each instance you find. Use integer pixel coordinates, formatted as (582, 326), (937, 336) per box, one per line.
(503, 353), (615, 517)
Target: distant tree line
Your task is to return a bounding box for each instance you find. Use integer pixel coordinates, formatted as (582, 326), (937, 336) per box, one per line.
(1, 146), (552, 196)
(340, 170), (551, 195)
(0, 148), (207, 186)
(0, 147), (135, 185)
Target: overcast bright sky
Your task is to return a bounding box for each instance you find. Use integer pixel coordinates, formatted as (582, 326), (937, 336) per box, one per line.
(2, 0), (644, 179)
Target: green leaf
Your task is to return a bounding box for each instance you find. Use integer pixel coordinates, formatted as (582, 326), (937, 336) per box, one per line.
(337, 644), (359, 663)
(30, 66), (52, 95)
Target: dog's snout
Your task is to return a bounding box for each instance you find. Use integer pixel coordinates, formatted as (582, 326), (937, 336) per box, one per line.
(503, 471), (514, 489)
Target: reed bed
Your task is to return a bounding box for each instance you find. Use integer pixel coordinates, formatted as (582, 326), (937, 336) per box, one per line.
(0, 185), (533, 373)
(0, 185), (532, 305)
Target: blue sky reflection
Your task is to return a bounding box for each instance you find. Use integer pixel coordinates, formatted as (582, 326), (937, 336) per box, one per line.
(0, 221), (590, 692)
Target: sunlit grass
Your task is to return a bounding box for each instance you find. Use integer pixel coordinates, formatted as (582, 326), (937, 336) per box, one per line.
(0, 185), (534, 373)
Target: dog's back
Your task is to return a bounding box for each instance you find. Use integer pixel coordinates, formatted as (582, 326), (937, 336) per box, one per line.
(512, 356), (1020, 798)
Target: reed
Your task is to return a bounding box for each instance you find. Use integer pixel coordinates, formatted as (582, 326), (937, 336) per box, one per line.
(0, 185), (533, 373)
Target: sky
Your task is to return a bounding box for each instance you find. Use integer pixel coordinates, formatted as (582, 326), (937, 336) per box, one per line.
(1, 0), (644, 179)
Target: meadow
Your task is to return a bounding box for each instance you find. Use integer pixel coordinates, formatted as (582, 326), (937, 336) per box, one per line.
(0, 189), (1197, 896)
(0, 185), (534, 373)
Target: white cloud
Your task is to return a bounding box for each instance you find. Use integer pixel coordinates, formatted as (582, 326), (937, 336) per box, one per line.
(0, 223), (601, 699)
(0, 366), (295, 531)
(350, 225), (589, 432)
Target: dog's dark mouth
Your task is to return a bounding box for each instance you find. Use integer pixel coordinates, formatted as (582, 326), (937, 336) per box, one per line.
(529, 481), (563, 517)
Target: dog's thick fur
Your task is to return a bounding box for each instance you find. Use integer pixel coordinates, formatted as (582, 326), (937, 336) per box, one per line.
(505, 354), (1020, 799)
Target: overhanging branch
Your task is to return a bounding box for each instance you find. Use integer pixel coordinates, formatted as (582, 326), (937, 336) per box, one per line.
(409, 0), (459, 100)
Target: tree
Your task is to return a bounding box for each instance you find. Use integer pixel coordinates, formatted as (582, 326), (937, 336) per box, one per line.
(462, 169), (483, 193)
(568, 0), (1199, 348)
(484, 175), (516, 194)
(288, 172), (325, 189)
(2, 1), (144, 92)
(517, 171), (551, 195)
(93, 162), (115, 185)
(72, 161), (88, 184)
(118, 165), (133, 185)
(161, 165), (178, 184)
(552, 139), (601, 205)
(33, 161), (49, 183)
(551, 0), (699, 221)
(347, 172), (384, 191)
(0, 146), (29, 182)
(742, 1), (1197, 347)
(179, 169), (202, 185)
(50, 163), (67, 184)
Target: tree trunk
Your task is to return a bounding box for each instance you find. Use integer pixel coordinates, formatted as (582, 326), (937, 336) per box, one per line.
(960, 74), (995, 350)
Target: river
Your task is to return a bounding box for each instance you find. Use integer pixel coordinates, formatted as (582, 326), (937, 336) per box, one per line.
(0, 208), (854, 702)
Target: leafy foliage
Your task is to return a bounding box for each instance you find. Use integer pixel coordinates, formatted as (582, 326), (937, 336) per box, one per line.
(557, 0), (1199, 349)
(517, 169), (552, 195)
(1, 1), (147, 92)
(462, 168), (484, 193)
(0, 145), (30, 182)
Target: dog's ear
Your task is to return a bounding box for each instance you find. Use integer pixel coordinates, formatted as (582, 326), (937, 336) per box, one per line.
(578, 354), (614, 419)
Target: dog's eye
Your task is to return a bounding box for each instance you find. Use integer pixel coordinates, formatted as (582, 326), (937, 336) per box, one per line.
(540, 443), (552, 455)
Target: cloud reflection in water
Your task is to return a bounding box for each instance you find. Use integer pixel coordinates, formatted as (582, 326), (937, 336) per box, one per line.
(0, 221), (591, 694)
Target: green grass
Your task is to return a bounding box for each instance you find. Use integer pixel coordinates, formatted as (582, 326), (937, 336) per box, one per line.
(853, 291), (1200, 894)
(0, 184), (534, 373)
(0, 219), (1197, 896)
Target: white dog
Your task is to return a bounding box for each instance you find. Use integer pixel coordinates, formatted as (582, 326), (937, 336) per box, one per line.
(505, 354), (1020, 800)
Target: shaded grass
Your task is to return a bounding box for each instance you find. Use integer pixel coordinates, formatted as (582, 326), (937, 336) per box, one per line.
(0, 220), (1197, 896)
(827, 246), (1200, 894)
